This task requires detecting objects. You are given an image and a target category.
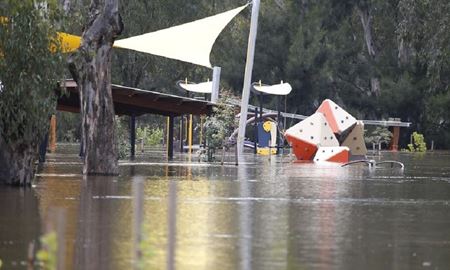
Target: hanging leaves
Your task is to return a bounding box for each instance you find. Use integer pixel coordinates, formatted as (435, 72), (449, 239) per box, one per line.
(0, 1), (65, 147)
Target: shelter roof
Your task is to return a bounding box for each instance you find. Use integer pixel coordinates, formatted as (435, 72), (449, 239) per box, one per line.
(56, 80), (214, 116)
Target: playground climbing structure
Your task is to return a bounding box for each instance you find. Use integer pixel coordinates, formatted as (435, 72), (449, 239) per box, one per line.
(284, 99), (368, 163)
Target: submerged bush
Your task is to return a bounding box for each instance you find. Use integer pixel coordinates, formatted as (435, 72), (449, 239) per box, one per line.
(407, 132), (427, 152)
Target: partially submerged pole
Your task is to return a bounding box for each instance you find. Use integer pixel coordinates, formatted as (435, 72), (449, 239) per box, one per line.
(130, 113), (136, 159)
(167, 116), (174, 160)
(49, 115), (57, 153)
(188, 114), (193, 154)
(237, 0), (261, 158)
(179, 116), (184, 153)
(276, 96), (282, 154)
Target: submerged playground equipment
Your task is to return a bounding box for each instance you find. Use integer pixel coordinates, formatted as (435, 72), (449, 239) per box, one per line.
(284, 99), (368, 163)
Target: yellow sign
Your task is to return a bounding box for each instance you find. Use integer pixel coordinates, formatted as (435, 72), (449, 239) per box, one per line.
(257, 147), (277, 156)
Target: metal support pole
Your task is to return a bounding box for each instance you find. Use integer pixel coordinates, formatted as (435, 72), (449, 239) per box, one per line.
(188, 114), (193, 154)
(237, 0), (261, 158)
(259, 92), (263, 122)
(200, 116), (204, 146)
(277, 96), (282, 154)
(211, 66), (221, 103)
(168, 116), (174, 160)
(179, 116), (184, 153)
(254, 107), (258, 154)
(130, 113), (136, 159)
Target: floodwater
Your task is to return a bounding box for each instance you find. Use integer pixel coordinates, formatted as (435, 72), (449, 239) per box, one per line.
(1, 144), (450, 270)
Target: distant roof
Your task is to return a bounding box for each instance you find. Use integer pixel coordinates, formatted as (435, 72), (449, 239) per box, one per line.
(56, 80), (213, 116)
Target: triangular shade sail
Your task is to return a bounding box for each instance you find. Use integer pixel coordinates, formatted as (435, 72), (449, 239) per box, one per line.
(56, 32), (81, 53)
(114, 4), (248, 68)
(253, 82), (292, 96)
(178, 81), (213, 94)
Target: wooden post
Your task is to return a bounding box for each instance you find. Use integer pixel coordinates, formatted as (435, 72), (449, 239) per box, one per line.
(49, 115), (57, 153)
(141, 127), (146, 153)
(179, 116), (184, 153)
(39, 132), (49, 163)
(168, 116), (174, 161)
(130, 114), (136, 159)
(166, 117), (170, 158)
(389, 126), (400, 151)
(221, 146), (226, 165)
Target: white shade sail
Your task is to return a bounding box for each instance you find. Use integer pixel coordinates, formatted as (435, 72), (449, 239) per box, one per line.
(114, 4), (248, 68)
(253, 82), (292, 96)
(178, 81), (213, 94)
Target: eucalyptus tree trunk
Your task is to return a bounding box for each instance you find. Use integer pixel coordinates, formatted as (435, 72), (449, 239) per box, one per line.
(68, 0), (123, 175)
(357, 6), (381, 97)
(0, 137), (37, 186)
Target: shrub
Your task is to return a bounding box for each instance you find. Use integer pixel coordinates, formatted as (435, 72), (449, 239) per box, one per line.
(407, 131), (427, 152)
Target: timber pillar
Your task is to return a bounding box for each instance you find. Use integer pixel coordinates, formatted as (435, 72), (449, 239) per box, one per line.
(130, 114), (136, 159)
(49, 115), (57, 153)
(167, 116), (174, 160)
(389, 126), (400, 151)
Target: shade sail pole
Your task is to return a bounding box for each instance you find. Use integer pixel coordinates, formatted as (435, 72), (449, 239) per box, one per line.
(237, 0), (260, 159)
(211, 66), (221, 103)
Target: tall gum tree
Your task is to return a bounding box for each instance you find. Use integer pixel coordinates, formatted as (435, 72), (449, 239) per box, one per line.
(68, 0), (123, 175)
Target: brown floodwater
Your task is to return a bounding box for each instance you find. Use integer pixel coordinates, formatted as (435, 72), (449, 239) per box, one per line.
(1, 144), (450, 270)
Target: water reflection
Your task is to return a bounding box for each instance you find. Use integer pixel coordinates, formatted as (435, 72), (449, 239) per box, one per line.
(74, 176), (118, 270)
(238, 165), (252, 270)
(1, 146), (450, 270)
(0, 187), (40, 268)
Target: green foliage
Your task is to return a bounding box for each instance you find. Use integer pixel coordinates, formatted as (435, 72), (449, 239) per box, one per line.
(204, 91), (236, 152)
(0, 1), (65, 146)
(365, 127), (393, 146)
(36, 231), (57, 270)
(407, 131), (427, 152)
(0, 258), (2, 269)
(136, 126), (164, 147)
